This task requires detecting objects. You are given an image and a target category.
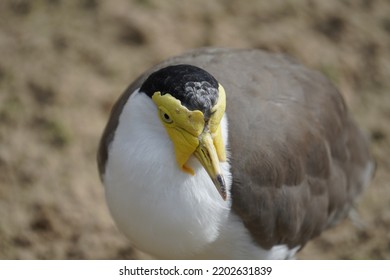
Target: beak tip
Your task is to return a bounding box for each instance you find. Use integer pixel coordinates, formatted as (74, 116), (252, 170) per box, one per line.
(216, 174), (228, 201)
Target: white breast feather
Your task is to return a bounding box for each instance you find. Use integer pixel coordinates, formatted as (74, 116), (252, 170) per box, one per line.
(103, 89), (298, 259)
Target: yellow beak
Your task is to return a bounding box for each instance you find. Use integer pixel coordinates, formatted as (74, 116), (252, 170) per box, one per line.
(151, 84), (228, 200)
(194, 132), (227, 200)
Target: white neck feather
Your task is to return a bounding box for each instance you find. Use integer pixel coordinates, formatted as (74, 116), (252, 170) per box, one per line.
(104, 90), (232, 258)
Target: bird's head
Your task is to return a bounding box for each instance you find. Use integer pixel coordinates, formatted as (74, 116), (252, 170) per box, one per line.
(140, 64), (228, 200)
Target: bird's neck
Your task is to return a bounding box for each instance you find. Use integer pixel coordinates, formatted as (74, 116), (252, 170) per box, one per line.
(104, 90), (232, 258)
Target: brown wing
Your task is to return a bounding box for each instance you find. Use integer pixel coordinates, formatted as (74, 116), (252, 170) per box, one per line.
(98, 48), (373, 249)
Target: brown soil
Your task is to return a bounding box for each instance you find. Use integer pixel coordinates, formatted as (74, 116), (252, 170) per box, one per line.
(0, 0), (389, 259)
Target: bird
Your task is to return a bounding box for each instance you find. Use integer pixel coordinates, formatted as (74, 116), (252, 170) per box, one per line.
(97, 48), (374, 259)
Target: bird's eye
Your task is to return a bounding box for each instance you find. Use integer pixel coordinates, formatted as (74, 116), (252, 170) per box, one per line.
(160, 110), (173, 124)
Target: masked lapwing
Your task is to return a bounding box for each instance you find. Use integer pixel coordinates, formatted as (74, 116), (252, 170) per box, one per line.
(97, 48), (374, 259)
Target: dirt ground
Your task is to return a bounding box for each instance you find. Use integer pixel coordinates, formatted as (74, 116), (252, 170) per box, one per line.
(0, 0), (389, 260)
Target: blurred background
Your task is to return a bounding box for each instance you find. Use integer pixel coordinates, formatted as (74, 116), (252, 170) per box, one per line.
(0, 0), (389, 259)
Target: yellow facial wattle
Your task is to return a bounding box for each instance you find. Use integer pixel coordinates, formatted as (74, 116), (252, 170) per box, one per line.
(151, 84), (227, 175)
(209, 84), (227, 162)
